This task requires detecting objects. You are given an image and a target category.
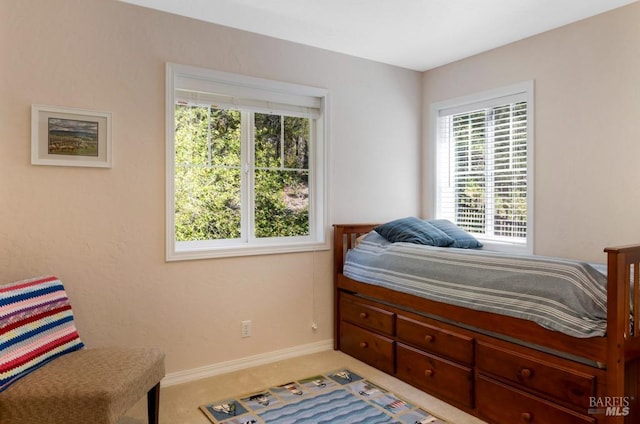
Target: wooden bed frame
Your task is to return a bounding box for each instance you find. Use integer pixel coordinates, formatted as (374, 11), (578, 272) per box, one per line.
(333, 224), (640, 424)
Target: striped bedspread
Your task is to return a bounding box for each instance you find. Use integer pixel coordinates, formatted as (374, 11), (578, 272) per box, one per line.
(343, 232), (608, 338)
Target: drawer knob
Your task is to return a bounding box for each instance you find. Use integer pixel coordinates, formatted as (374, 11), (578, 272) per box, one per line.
(520, 368), (533, 378)
(359, 341), (368, 349)
(424, 334), (434, 343)
(359, 312), (368, 319)
(521, 412), (532, 422)
(424, 369), (434, 377)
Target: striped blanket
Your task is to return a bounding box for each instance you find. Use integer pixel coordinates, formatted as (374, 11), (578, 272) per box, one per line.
(0, 276), (85, 392)
(343, 232), (608, 338)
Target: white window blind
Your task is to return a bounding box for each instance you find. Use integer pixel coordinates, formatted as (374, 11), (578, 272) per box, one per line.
(434, 82), (533, 251)
(173, 69), (323, 119)
(174, 89), (321, 119)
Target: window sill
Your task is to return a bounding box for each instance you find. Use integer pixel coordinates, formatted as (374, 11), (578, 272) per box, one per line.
(477, 239), (532, 255)
(166, 240), (330, 261)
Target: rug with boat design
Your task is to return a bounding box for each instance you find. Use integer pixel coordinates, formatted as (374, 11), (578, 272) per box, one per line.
(199, 368), (448, 424)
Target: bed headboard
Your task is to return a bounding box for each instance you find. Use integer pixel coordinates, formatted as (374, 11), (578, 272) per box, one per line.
(333, 224), (377, 277)
(605, 246), (640, 342)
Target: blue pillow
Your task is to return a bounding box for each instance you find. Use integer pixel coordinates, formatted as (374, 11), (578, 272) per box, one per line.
(374, 217), (454, 247)
(427, 219), (483, 249)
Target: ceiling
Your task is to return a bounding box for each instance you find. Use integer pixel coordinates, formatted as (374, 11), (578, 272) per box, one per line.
(120, 0), (638, 71)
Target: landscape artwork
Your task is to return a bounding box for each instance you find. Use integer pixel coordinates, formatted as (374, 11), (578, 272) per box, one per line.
(31, 104), (112, 168)
(48, 117), (99, 156)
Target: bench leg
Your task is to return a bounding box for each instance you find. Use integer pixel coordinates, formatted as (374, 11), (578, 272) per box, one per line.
(147, 382), (161, 424)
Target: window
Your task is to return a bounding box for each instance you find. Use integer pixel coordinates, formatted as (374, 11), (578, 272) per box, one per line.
(166, 63), (329, 260)
(431, 82), (534, 252)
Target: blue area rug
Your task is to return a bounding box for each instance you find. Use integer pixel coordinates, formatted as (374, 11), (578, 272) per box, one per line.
(200, 369), (448, 424)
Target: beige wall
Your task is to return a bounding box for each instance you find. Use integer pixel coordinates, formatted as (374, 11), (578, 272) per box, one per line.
(0, 0), (421, 375)
(422, 2), (640, 262)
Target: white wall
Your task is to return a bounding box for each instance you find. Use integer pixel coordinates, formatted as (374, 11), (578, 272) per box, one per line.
(0, 0), (421, 375)
(422, 2), (640, 262)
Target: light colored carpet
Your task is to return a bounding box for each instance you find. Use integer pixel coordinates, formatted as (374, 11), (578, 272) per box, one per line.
(119, 350), (485, 424)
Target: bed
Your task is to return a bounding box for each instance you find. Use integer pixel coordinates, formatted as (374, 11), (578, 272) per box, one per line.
(333, 222), (640, 424)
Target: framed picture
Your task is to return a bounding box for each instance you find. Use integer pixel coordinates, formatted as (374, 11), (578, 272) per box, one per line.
(31, 105), (112, 168)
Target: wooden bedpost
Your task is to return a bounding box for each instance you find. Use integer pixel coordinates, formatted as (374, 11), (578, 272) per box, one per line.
(333, 225), (345, 350)
(605, 245), (640, 423)
(333, 224), (379, 351)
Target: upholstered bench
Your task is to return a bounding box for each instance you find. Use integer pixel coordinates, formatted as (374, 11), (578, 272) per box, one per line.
(0, 276), (166, 424)
(0, 347), (165, 424)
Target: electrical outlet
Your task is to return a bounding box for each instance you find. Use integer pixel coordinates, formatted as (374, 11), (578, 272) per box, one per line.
(241, 320), (251, 338)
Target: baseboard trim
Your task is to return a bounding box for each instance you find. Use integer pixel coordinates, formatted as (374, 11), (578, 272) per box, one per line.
(161, 339), (334, 387)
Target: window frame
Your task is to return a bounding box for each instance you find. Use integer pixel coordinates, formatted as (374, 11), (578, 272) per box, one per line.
(166, 63), (330, 261)
(430, 81), (534, 253)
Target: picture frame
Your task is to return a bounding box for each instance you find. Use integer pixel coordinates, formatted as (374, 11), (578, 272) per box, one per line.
(31, 105), (112, 168)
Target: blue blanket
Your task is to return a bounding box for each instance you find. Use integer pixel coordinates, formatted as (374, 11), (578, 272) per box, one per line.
(343, 232), (607, 338)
